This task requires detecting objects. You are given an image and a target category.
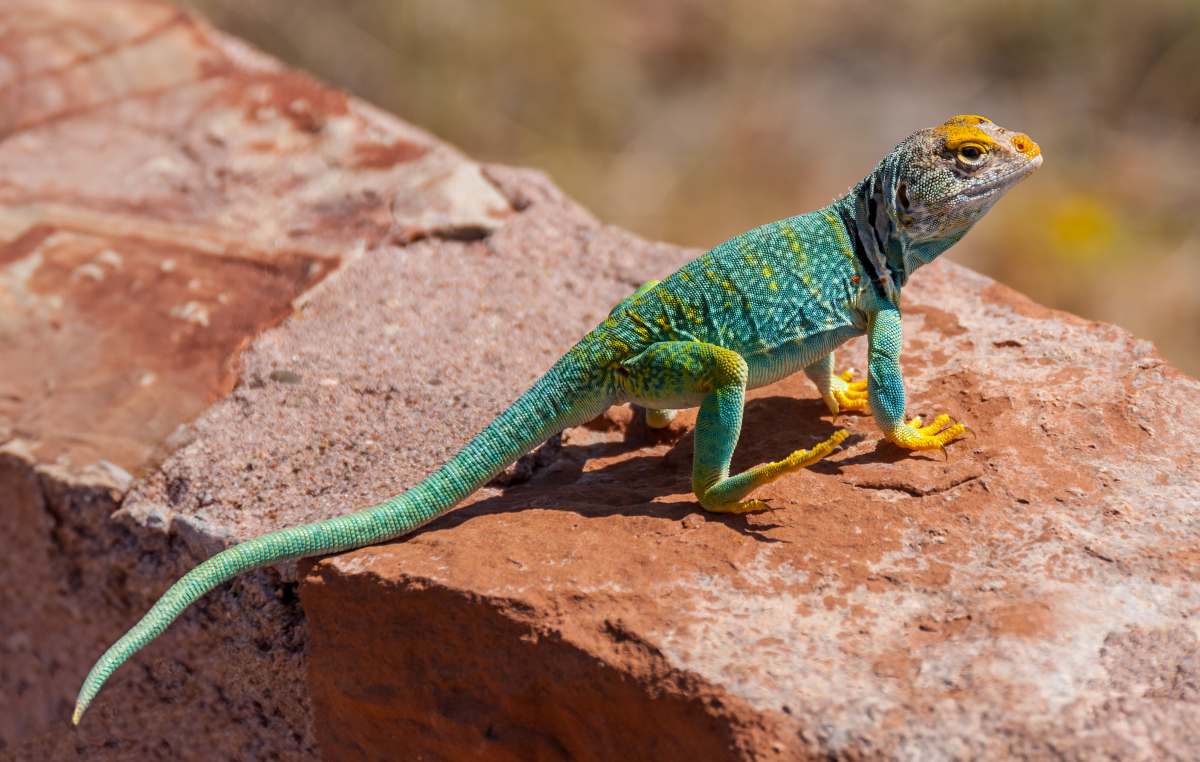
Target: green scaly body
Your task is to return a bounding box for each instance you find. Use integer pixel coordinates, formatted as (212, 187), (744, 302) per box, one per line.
(75, 115), (1041, 724)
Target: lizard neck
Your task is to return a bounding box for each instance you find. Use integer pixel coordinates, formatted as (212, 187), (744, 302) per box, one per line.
(833, 175), (902, 306)
(835, 167), (973, 301)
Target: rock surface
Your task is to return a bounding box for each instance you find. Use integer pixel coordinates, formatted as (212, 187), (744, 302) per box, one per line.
(3, 1), (1199, 761)
(0, 0), (509, 757)
(0, 0), (510, 474)
(297, 255), (1200, 760)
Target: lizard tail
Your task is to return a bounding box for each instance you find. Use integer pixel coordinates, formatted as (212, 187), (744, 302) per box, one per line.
(73, 361), (614, 724)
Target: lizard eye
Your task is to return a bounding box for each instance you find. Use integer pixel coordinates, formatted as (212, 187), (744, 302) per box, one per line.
(956, 143), (988, 167)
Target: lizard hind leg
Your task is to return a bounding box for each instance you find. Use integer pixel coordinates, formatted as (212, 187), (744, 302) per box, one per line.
(617, 341), (847, 515)
(698, 428), (849, 514)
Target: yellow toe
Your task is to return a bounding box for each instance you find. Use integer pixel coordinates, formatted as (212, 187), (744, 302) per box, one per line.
(888, 420), (967, 451)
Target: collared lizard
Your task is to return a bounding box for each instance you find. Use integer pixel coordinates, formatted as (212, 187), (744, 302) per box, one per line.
(74, 115), (1041, 723)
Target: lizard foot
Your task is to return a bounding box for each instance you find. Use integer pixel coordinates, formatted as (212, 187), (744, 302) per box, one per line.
(704, 498), (772, 515)
(827, 369), (869, 421)
(700, 429), (849, 513)
(778, 427), (850, 471)
(886, 414), (968, 456)
(645, 408), (677, 429)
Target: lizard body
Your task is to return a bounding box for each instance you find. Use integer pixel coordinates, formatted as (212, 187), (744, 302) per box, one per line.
(74, 115), (1040, 723)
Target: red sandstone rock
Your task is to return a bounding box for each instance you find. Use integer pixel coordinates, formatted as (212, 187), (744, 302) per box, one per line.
(0, 0), (509, 473)
(0, 0), (508, 756)
(296, 208), (1200, 758)
(3, 1), (1199, 761)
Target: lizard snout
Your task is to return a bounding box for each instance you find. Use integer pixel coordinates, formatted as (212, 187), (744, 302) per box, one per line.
(1009, 132), (1040, 160)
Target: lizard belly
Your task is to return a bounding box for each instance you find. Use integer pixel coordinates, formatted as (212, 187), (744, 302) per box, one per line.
(624, 390), (711, 410)
(744, 326), (863, 391)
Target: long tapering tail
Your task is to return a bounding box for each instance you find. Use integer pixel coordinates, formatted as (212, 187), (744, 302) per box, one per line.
(74, 359), (613, 724)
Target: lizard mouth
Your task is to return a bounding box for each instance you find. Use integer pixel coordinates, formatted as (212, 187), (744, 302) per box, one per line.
(963, 154), (1043, 199)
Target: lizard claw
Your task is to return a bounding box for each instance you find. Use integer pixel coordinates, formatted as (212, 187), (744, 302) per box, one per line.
(722, 499), (772, 514)
(887, 414), (970, 453)
(940, 415), (975, 440)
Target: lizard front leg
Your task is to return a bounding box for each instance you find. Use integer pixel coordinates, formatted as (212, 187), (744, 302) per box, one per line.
(617, 341), (847, 513)
(804, 351), (869, 421)
(868, 306), (966, 452)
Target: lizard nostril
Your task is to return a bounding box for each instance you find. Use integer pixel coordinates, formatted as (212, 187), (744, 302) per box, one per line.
(1010, 133), (1041, 159)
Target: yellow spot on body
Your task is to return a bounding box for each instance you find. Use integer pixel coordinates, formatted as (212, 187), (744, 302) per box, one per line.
(722, 281), (736, 292)
(680, 271), (691, 281)
(706, 270), (717, 280)
(781, 227), (804, 256)
(769, 283), (777, 291)
(763, 266), (772, 278)
(634, 312), (663, 340)
(822, 212), (855, 261)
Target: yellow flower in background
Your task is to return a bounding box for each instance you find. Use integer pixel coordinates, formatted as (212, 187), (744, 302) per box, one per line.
(1049, 196), (1115, 262)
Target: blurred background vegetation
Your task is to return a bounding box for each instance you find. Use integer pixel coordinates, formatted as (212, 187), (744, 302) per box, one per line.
(181, 0), (1200, 377)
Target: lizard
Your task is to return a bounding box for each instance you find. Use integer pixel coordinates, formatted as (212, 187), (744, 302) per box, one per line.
(73, 115), (1041, 724)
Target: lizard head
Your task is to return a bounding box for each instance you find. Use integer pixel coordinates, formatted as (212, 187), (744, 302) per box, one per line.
(864, 115), (1042, 287)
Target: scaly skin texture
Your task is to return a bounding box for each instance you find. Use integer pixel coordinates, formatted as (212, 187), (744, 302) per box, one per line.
(74, 115), (1041, 724)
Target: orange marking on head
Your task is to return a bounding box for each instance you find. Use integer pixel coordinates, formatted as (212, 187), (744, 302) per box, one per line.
(936, 124), (994, 151)
(1009, 132), (1041, 159)
(944, 114), (992, 126)
(935, 115), (995, 152)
